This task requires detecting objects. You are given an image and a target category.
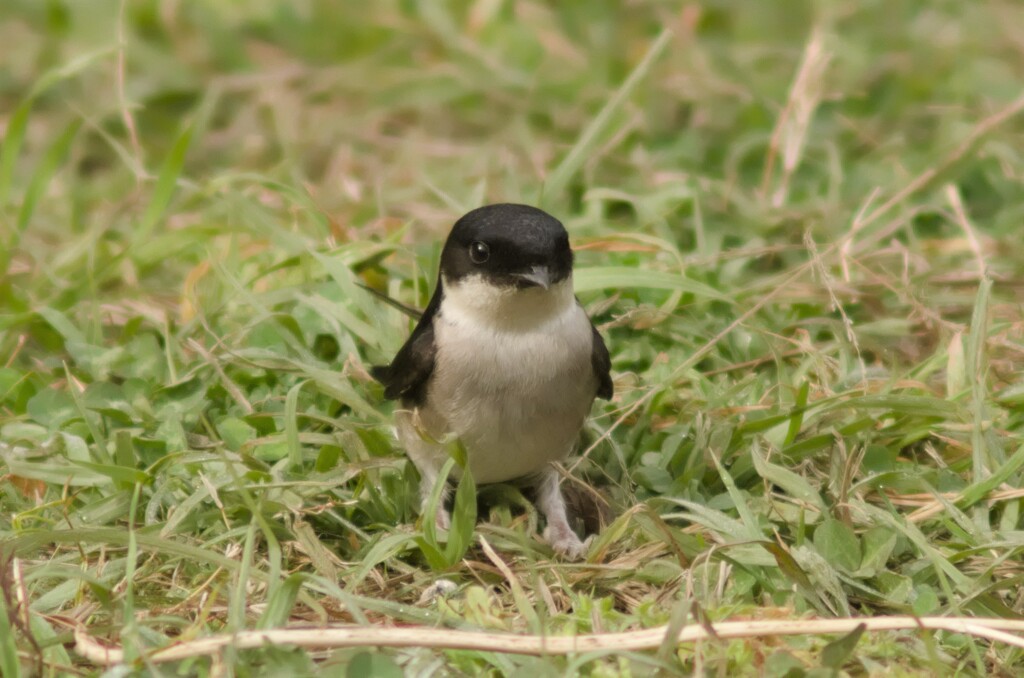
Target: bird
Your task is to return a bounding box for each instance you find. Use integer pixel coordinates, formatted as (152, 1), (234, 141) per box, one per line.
(371, 203), (613, 559)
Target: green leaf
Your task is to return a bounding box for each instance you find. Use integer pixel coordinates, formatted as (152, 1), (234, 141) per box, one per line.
(826, 394), (959, 419)
(253, 440), (289, 462)
(315, 444), (342, 472)
(412, 537), (448, 572)
(11, 527), (249, 576)
(307, 248), (383, 342)
(29, 613), (72, 668)
(0, 96), (33, 209)
(765, 651), (806, 678)
(349, 533), (418, 589)
(858, 504), (968, 589)
(230, 520), (258, 632)
(0, 594), (20, 678)
(856, 526), (897, 576)
(219, 417), (257, 451)
(706, 450), (762, 540)
(820, 623), (865, 670)
(72, 460), (151, 485)
(876, 572), (913, 605)
(966, 278), (994, 480)
(63, 363), (109, 462)
(4, 459), (110, 487)
(292, 362), (382, 421)
(790, 544), (851, 616)
(0, 368), (30, 406)
(665, 499), (756, 544)
(14, 120), (81, 240)
(421, 457), (455, 552)
(26, 387), (77, 429)
(813, 519), (861, 573)
(751, 441), (827, 514)
(257, 573), (305, 629)
(292, 519), (340, 580)
(137, 122), (194, 241)
(784, 381), (810, 446)
(762, 541), (838, 616)
(912, 584), (940, 616)
(285, 379), (310, 469)
(574, 266), (731, 302)
(445, 463), (477, 565)
(347, 651), (402, 678)
(958, 442), (1024, 510)
(0, 46), (109, 208)
(114, 430), (137, 469)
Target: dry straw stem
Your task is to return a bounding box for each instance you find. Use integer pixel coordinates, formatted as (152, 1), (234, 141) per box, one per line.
(761, 25), (831, 206)
(837, 91), (1024, 280)
(943, 183), (987, 278)
(852, 91), (1024, 245)
(75, 616), (1024, 666)
(896, 487), (1024, 523)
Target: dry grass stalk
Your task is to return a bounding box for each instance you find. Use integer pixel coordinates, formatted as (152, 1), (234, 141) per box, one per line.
(75, 615), (1024, 666)
(761, 25), (832, 207)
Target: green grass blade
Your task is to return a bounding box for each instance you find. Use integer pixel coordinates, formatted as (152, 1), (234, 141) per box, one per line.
(1, 120), (81, 276)
(751, 442), (827, 514)
(120, 482), (144, 661)
(10, 527), (243, 573)
(16, 122), (81, 237)
(707, 448), (762, 540)
(445, 462), (477, 565)
(257, 573), (304, 629)
(825, 394), (960, 419)
(541, 29), (672, 206)
(958, 442), (1024, 509)
(230, 519), (258, 633)
(0, 594), (20, 678)
(285, 378), (309, 469)
(966, 278), (994, 480)
(0, 46), (109, 209)
(422, 456), (456, 552)
(136, 122), (193, 242)
(255, 510), (284, 607)
(783, 381), (810, 446)
(574, 266), (731, 302)
(0, 98), (33, 210)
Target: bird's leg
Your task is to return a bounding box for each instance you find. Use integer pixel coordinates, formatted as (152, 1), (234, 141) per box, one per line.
(395, 410), (451, 530)
(415, 459), (451, 531)
(534, 466), (590, 560)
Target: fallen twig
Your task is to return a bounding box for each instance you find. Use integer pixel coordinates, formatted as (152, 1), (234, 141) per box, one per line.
(75, 615), (1024, 666)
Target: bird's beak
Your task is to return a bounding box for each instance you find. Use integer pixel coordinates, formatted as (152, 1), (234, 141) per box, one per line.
(514, 265), (551, 290)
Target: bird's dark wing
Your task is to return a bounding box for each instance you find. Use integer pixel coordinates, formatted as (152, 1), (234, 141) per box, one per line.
(371, 285), (442, 405)
(590, 324), (613, 400)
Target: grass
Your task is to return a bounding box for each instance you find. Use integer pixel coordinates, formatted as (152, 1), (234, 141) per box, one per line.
(2, 0), (1024, 674)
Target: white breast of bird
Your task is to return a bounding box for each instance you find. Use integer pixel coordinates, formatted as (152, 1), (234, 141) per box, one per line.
(422, 275), (598, 484)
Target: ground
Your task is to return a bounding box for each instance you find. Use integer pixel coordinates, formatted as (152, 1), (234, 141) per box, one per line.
(2, 0), (1024, 675)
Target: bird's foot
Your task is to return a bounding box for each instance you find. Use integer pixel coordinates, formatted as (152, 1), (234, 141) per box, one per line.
(543, 525), (593, 561)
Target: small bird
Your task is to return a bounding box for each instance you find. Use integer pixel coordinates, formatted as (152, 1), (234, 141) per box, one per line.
(372, 203), (613, 559)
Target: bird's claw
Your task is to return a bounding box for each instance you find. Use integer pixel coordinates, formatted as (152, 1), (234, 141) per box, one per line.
(543, 526), (593, 561)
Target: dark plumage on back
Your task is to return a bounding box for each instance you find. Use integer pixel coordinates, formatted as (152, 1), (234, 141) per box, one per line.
(590, 324), (613, 400)
(370, 288), (441, 405)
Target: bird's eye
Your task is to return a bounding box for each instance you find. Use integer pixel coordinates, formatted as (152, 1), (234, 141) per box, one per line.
(468, 241), (490, 264)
